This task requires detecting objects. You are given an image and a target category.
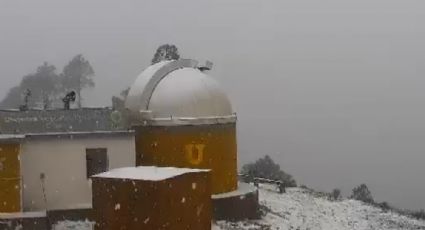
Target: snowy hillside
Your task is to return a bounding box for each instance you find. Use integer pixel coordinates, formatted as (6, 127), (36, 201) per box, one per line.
(213, 185), (425, 230)
(54, 184), (425, 230)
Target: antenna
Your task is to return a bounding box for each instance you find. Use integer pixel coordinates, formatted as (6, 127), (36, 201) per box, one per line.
(40, 173), (51, 227)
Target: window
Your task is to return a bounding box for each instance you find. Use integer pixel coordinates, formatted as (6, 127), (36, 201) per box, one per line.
(86, 148), (108, 178)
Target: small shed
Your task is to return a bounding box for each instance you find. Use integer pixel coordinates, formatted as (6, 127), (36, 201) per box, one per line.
(92, 166), (211, 230)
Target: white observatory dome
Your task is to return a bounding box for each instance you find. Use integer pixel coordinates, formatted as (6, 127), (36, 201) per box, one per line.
(125, 59), (234, 123)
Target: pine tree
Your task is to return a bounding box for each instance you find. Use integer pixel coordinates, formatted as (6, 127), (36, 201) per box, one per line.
(61, 54), (95, 108)
(151, 44), (180, 64)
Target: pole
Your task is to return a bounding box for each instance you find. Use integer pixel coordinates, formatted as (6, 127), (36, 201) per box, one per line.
(40, 173), (51, 229)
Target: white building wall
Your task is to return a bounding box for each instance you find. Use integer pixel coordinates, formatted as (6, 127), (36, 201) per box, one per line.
(20, 134), (135, 211)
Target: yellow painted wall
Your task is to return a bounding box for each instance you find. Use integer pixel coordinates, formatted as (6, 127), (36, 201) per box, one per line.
(0, 143), (21, 212)
(135, 123), (238, 194)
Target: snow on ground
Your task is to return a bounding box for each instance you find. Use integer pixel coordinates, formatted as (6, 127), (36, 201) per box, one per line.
(214, 184), (425, 230)
(54, 184), (425, 230)
(52, 220), (94, 230)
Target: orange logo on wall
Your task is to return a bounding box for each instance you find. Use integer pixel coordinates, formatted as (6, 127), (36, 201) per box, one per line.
(185, 144), (205, 165)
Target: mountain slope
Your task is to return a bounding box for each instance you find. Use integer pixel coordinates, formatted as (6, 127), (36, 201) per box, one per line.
(214, 185), (425, 230)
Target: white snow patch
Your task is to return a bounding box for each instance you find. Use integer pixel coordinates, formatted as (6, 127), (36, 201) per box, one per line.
(93, 166), (208, 181)
(144, 217), (150, 224)
(212, 182), (256, 199)
(53, 220), (94, 230)
(0, 211), (46, 219)
(0, 134), (25, 140)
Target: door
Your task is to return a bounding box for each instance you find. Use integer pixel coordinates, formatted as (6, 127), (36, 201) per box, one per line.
(0, 143), (21, 212)
(86, 148), (108, 178)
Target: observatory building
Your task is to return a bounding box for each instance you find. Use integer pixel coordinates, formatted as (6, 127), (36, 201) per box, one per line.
(0, 59), (259, 229)
(125, 59), (238, 194)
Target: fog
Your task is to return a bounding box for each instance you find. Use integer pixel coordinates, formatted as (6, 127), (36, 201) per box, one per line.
(1, 0), (425, 210)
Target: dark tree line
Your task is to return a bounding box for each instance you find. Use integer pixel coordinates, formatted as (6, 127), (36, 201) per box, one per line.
(1, 54), (95, 109)
(1, 44), (180, 109)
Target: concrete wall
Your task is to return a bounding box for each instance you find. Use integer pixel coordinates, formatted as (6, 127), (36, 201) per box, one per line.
(20, 134), (135, 211)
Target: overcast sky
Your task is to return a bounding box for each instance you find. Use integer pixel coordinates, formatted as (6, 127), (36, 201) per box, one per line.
(1, 0), (425, 210)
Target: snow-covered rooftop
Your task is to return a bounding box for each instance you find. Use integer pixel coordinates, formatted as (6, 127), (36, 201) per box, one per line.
(0, 134), (25, 140)
(0, 131), (133, 141)
(212, 182), (257, 199)
(0, 211), (46, 219)
(0, 108), (127, 134)
(93, 166), (209, 181)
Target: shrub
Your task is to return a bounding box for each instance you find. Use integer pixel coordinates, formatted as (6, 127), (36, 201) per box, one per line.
(376, 201), (391, 211)
(299, 185), (309, 190)
(331, 188), (341, 201)
(350, 184), (374, 204)
(412, 209), (425, 220)
(241, 155), (297, 187)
